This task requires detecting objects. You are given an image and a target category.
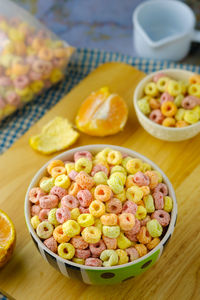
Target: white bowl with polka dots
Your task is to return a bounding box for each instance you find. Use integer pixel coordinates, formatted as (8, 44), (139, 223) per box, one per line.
(133, 69), (200, 141)
(24, 145), (177, 284)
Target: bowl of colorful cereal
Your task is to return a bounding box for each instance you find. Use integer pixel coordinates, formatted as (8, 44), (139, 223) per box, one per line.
(134, 69), (200, 141)
(25, 145), (177, 285)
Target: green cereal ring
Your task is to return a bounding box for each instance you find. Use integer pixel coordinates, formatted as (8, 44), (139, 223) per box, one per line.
(93, 171), (108, 185)
(110, 165), (127, 176)
(138, 98), (151, 115)
(144, 195), (155, 213)
(147, 219), (163, 237)
(175, 108), (185, 121)
(110, 172), (126, 185)
(48, 208), (59, 226)
(174, 94), (184, 107)
(107, 176), (124, 194)
(40, 178), (54, 193)
(102, 225), (120, 238)
(75, 157), (92, 174)
(100, 249), (118, 267)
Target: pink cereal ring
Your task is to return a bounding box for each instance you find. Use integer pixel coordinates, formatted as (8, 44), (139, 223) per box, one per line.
(0, 97), (6, 109)
(50, 186), (67, 200)
(124, 218), (141, 239)
(32, 60), (47, 73)
(126, 247), (139, 261)
(5, 92), (20, 107)
(79, 206), (90, 214)
(31, 204), (41, 216)
(91, 164), (109, 177)
(149, 109), (164, 124)
(106, 198), (122, 214)
(77, 189), (93, 207)
(56, 207), (70, 224)
(29, 71), (42, 81)
(13, 75), (29, 89)
(39, 208), (50, 221)
(122, 200), (137, 215)
(151, 210), (170, 227)
(89, 240), (106, 257)
(85, 258), (102, 267)
(102, 236), (117, 249)
(75, 249), (91, 259)
(133, 171), (150, 186)
(43, 237), (57, 253)
(74, 151), (92, 162)
(181, 96), (198, 109)
(154, 183), (168, 196)
(0, 76), (12, 86)
(29, 187), (46, 204)
(68, 170), (78, 181)
(153, 192), (164, 210)
(153, 73), (166, 83)
(39, 195), (58, 209)
(61, 195), (79, 210)
(160, 92), (174, 104)
(71, 236), (88, 249)
(140, 215), (151, 226)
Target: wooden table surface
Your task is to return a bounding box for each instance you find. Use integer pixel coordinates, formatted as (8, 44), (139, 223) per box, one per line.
(0, 63), (200, 300)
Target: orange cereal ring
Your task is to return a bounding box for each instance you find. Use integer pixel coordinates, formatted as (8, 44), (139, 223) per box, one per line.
(136, 200), (145, 207)
(161, 101), (177, 117)
(51, 166), (66, 178)
(38, 47), (53, 61)
(94, 185), (112, 202)
(137, 226), (152, 244)
(53, 225), (70, 243)
(11, 63), (30, 76)
(162, 117), (176, 127)
(47, 160), (64, 175)
(68, 182), (81, 196)
(134, 244), (147, 257)
(149, 98), (160, 110)
(100, 213), (118, 226)
(140, 186), (150, 196)
(147, 237), (160, 250)
(145, 171), (158, 190)
(14, 41), (26, 56)
(32, 38), (44, 51)
(189, 74), (200, 84)
(75, 171), (95, 190)
(175, 120), (189, 128)
(54, 48), (67, 58)
(119, 213), (135, 231)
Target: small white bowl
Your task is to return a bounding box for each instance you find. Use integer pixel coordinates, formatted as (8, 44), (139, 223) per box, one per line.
(133, 69), (200, 141)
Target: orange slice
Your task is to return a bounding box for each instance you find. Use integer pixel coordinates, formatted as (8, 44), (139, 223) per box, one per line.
(76, 87), (128, 136)
(0, 209), (16, 268)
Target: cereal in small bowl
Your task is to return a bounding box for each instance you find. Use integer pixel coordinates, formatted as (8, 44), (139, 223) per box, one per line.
(134, 69), (200, 141)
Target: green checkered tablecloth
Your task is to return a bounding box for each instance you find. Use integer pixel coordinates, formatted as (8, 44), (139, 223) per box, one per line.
(1, 48), (200, 154)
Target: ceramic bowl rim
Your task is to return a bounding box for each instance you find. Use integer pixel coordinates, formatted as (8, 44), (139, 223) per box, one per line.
(24, 144), (177, 271)
(133, 68), (200, 131)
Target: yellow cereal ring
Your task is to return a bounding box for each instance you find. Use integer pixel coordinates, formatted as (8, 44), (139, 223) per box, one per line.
(58, 243), (75, 260)
(116, 249), (128, 265)
(82, 226), (101, 243)
(144, 82), (158, 97)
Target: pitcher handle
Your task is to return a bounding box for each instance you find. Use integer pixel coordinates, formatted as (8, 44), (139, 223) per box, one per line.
(192, 30), (200, 42)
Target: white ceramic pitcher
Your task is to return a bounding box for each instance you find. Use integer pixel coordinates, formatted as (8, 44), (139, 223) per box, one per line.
(133, 0), (200, 61)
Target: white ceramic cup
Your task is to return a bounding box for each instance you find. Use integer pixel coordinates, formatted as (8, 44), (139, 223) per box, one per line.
(133, 0), (200, 61)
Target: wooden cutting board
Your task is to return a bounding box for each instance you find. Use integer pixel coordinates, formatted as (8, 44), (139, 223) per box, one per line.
(0, 62), (199, 300)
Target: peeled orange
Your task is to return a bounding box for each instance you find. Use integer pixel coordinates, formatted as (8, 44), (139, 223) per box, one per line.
(76, 87), (128, 136)
(0, 209), (16, 268)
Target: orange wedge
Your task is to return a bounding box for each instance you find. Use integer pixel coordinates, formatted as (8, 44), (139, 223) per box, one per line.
(0, 209), (16, 268)
(76, 87), (128, 136)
